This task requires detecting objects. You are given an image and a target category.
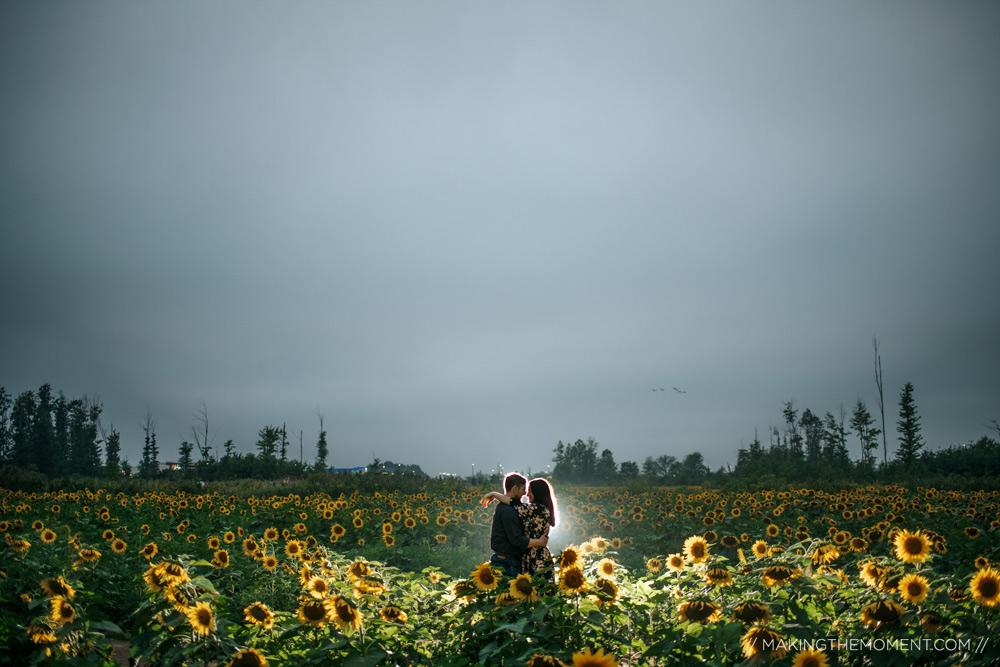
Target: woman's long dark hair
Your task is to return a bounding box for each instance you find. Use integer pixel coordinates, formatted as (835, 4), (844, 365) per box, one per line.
(529, 478), (557, 527)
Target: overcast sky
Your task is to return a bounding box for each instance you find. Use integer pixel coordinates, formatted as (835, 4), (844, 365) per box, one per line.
(2, 2), (999, 477)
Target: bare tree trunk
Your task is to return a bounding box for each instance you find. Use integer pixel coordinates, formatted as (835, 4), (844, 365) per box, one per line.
(873, 336), (887, 466)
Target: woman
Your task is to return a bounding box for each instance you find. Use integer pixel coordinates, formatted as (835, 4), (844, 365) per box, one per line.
(482, 477), (557, 579)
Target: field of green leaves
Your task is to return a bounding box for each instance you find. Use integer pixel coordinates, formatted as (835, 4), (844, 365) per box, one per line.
(2, 483), (999, 666)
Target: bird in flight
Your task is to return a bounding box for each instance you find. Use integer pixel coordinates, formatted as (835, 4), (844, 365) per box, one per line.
(673, 387), (686, 394)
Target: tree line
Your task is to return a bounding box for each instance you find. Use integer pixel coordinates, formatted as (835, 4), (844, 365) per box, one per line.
(551, 382), (1000, 487)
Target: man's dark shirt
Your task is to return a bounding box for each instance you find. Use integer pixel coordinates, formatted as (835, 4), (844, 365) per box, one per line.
(490, 497), (529, 558)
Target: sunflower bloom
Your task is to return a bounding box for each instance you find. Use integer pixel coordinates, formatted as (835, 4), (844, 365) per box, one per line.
(703, 566), (733, 587)
(510, 574), (539, 602)
(677, 600), (723, 624)
(244, 601), (275, 629)
(666, 554), (685, 572)
(379, 604), (408, 623)
(596, 558), (616, 579)
(893, 529), (931, 564)
(40, 529), (57, 544)
(140, 542), (158, 559)
(307, 576), (331, 599)
(732, 601), (771, 625)
(559, 567), (589, 596)
(790, 647), (830, 667)
(470, 563), (500, 592)
(970, 567), (1000, 607)
(762, 565), (801, 587)
(298, 599), (331, 627)
(49, 596), (76, 626)
(186, 601), (216, 636)
(40, 577), (76, 599)
(560, 546), (582, 570)
(570, 646), (617, 667)
(682, 536), (709, 563)
(898, 573), (929, 605)
(330, 595), (363, 635)
(741, 626), (787, 660)
(646, 558), (663, 573)
(225, 648), (269, 667)
(860, 600), (904, 628)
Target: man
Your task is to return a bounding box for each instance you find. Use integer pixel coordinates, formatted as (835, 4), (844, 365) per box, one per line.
(486, 472), (548, 577)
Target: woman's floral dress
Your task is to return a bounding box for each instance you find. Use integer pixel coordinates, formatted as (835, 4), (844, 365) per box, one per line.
(516, 503), (554, 579)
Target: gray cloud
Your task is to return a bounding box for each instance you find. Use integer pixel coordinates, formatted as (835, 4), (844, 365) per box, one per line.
(3, 1), (999, 476)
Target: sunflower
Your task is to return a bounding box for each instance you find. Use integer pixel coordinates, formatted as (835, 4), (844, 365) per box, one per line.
(262, 555), (279, 572)
(263, 527), (279, 542)
(470, 563), (500, 592)
(40, 576), (76, 599)
(306, 575), (331, 599)
(77, 547), (101, 563)
(666, 554), (685, 572)
(285, 540), (303, 558)
(353, 516), (365, 529)
(965, 526), (981, 539)
(790, 647), (830, 667)
(224, 531), (236, 544)
(140, 542), (158, 559)
(207, 536), (221, 550)
(49, 596), (76, 626)
(379, 604), (408, 623)
(596, 558), (616, 579)
(810, 544), (839, 565)
(732, 601), (771, 625)
(244, 601), (275, 629)
(559, 546), (582, 570)
(858, 560), (884, 588)
(330, 595), (363, 634)
(212, 549), (230, 569)
(102, 529), (114, 541)
(26, 623), (58, 645)
(920, 612), (944, 633)
(751, 540), (769, 558)
(850, 537), (868, 552)
(762, 565), (801, 587)
(382, 534), (395, 547)
(681, 535), (709, 563)
(570, 647), (617, 667)
(646, 558), (663, 573)
(347, 559), (371, 582)
(860, 600), (904, 627)
(740, 626), (787, 660)
(893, 529), (931, 564)
(677, 600), (722, 624)
(898, 573), (929, 605)
(111, 538), (127, 553)
(510, 574), (539, 602)
(243, 538), (260, 558)
(298, 598), (331, 627)
(40, 529), (57, 544)
(158, 561), (190, 586)
(330, 523), (346, 538)
(766, 524), (780, 538)
(142, 565), (170, 593)
(559, 567), (589, 596)
(970, 567), (1000, 607)
(225, 648), (270, 667)
(721, 534), (740, 549)
(591, 577), (619, 607)
(704, 566), (733, 587)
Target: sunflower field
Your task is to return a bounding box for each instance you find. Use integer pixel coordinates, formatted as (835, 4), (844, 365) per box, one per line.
(2, 483), (999, 666)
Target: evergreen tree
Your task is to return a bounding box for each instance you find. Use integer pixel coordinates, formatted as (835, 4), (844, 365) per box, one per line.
(52, 392), (69, 476)
(139, 412), (159, 479)
(178, 441), (195, 475)
(280, 424), (289, 462)
(10, 390), (36, 469)
(0, 387), (12, 465)
(104, 428), (121, 478)
(256, 425), (281, 460)
(850, 400), (881, 468)
(315, 417), (329, 470)
(799, 408), (824, 463)
(32, 383), (54, 475)
(895, 381), (924, 467)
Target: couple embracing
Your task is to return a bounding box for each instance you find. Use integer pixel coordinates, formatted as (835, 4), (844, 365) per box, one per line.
(480, 473), (558, 580)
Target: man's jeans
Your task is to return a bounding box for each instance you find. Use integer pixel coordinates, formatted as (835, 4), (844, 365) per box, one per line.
(490, 552), (521, 577)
